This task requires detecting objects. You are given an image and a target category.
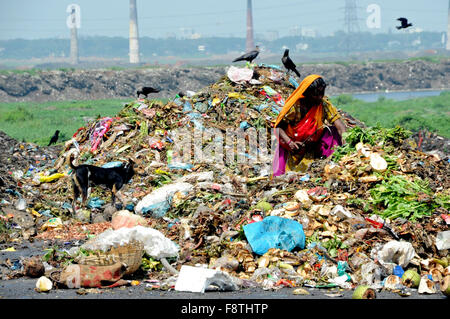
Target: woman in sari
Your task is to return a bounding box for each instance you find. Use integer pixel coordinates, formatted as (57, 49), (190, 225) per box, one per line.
(272, 74), (347, 176)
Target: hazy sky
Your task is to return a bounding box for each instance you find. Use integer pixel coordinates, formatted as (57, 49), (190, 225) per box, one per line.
(0, 0), (448, 40)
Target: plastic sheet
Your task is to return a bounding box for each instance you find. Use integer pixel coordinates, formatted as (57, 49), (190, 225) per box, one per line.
(135, 182), (193, 217)
(227, 66), (254, 84)
(243, 216), (305, 255)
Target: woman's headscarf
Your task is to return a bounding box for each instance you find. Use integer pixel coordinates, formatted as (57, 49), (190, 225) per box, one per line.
(274, 74), (322, 128)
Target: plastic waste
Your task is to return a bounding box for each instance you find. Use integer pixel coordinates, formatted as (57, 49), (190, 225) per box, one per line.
(330, 205), (353, 219)
(176, 171), (214, 183)
(101, 161), (124, 168)
(259, 86), (285, 107)
(250, 267), (282, 289)
(435, 231), (450, 250)
(38, 172), (65, 183)
(15, 198), (27, 211)
(136, 182), (193, 217)
(360, 261), (383, 285)
(243, 216), (305, 255)
(227, 66), (254, 84)
(90, 117), (116, 152)
(289, 76), (299, 88)
(328, 273), (352, 289)
(168, 162), (194, 171)
(174, 265), (238, 293)
(87, 197), (105, 209)
(393, 265), (405, 278)
(111, 210), (147, 230)
(239, 121), (251, 131)
(80, 225), (179, 259)
(376, 240), (415, 273)
(11, 170), (24, 181)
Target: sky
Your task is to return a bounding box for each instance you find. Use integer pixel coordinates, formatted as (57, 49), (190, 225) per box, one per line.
(0, 0), (448, 40)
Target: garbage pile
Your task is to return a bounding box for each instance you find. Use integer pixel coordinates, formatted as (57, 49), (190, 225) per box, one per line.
(0, 131), (61, 241)
(0, 63), (449, 297)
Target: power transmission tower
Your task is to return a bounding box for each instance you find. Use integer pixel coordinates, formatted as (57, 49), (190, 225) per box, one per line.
(343, 0), (361, 55)
(246, 0), (255, 52)
(129, 0), (140, 64)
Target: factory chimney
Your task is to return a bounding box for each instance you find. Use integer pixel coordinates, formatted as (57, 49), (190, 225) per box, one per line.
(66, 4), (80, 65)
(129, 0), (140, 63)
(246, 0), (255, 52)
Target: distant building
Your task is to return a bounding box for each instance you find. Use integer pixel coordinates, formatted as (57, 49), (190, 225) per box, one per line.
(179, 28), (202, 40)
(301, 27), (316, 38)
(265, 31), (279, 41)
(296, 43), (309, 51)
(289, 26), (301, 37)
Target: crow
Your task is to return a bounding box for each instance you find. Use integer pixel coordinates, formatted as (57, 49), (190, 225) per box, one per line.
(232, 46), (260, 64)
(137, 86), (160, 98)
(48, 130), (60, 146)
(396, 17), (412, 30)
(281, 49), (301, 78)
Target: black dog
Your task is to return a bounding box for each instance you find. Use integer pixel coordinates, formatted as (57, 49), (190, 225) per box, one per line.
(68, 154), (135, 214)
(136, 86), (160, 98)
(48, 130), (60, 146)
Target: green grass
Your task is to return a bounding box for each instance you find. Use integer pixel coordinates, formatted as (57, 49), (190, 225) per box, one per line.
(0, 99), (132, 146)
(330, 91), (450, 138)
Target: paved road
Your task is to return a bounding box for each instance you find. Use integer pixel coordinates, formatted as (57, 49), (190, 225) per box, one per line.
(1, 240), (447, 303)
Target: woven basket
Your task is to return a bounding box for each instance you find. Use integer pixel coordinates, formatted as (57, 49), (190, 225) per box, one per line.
(75, 240), (144, 276)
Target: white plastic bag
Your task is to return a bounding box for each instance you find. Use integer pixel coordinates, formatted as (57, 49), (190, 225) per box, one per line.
(227, 66), (254, 84)
(81, 225), (179, 259)
(135, 182), (193, 216)
(435, 231), (450, 250)
(376, 240), (415, 273)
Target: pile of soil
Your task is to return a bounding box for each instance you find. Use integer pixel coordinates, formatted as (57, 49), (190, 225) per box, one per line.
(0, 59), (449, 103)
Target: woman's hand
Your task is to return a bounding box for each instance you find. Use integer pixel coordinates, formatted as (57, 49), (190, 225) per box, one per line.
(288, 139), (303, 150)
(334, 119), (347, 144)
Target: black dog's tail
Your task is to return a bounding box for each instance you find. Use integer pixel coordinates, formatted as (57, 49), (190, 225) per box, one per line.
(68, 153), (77, 169)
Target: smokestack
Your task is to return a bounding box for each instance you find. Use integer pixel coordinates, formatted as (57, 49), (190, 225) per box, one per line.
(447, 0), (450, 50)
(129, 0), (140, 63)
(246, 0), (254, 52)
(70, 18), (79, 65)
(67, 6), (79, 65)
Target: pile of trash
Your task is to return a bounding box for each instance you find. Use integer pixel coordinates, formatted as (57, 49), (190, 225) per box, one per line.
(0, 63), (449, 297)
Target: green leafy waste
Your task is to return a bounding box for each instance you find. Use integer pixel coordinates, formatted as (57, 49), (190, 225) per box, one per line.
(331, 125), (412, 162)
(369, 175), (449, 221)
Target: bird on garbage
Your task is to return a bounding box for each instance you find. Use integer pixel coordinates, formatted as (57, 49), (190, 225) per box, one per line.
(137, 86), (160, 98)
(232, 46), (260, 64)
(48, 130), (60, 146)
(281, 49), (301, 78)
(396, 17), (412, 30)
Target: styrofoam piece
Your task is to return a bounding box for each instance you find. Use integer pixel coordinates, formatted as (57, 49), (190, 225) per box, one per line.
(174, 265), (238, 293)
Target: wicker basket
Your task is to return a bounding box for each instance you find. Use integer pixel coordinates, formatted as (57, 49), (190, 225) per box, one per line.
(75, 240), (144, 276)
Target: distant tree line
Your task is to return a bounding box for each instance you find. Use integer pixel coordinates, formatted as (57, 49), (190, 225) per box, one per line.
(0, 31), (445, 60)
